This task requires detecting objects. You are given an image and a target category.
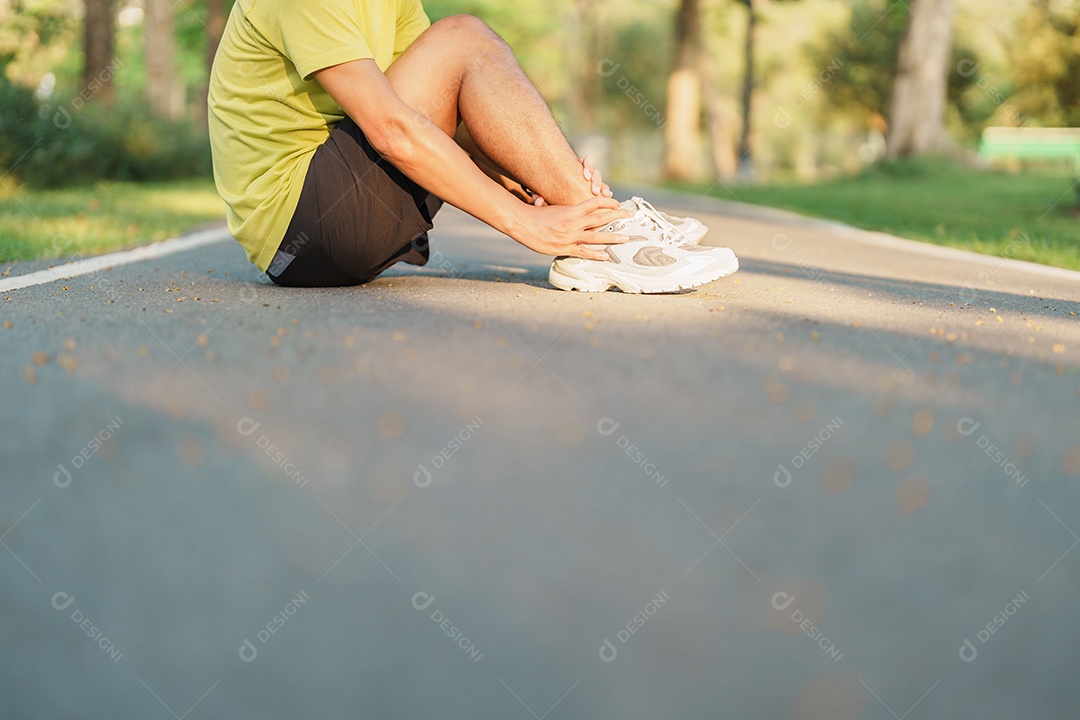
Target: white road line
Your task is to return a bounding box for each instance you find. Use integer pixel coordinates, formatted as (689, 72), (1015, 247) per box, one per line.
(831, 227), (1080, 283)
(0, 226), (232, 294)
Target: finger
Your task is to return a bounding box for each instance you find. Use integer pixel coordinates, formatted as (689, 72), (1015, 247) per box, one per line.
(577, 195), (621, 212)
(578, 230), (629, 246)
(590, 167), (604, 195)
(533, 195), (546, 206)
(571, 245), (608, 261)
(581, 155), (594, 181)
(601, 183), (614, 198)
(581, 206), (632, 227)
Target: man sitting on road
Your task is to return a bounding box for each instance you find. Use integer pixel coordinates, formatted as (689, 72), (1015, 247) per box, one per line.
(208, 0), (739, 293)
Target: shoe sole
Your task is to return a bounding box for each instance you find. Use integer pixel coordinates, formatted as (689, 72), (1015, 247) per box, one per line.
(549, 256), (738, 294)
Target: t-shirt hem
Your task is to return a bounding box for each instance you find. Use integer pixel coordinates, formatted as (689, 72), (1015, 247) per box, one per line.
(250, 152), (317, 273)
(296, 48), (376, 81)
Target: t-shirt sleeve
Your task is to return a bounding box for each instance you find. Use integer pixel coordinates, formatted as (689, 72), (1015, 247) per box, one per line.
(393, 0), (431, 60)
(248, 0), (375, 80)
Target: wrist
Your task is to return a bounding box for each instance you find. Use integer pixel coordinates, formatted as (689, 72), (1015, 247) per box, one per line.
(496, 197), (531, 241)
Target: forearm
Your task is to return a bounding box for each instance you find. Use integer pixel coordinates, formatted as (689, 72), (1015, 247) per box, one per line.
(472, 152), (534, 204)
(377, 113), (527, 238)
(454, 125), (533, 203)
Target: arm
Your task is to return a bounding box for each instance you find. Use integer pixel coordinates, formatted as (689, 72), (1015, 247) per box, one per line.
(453, 124), (535, 204)
(454, 126), (612, 206)
(313, 59), (627, 260)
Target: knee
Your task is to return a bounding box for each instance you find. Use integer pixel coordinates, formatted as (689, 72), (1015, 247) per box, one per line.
(429, 14), (505, 51)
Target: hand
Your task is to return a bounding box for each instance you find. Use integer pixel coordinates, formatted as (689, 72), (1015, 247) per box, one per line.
(581, 155), (614, 199)
(530, 156), (614, 206)
(512, 196), (631, 260)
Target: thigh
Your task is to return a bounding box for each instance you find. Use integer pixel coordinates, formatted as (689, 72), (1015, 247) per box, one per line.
(384, 15), (504, 136)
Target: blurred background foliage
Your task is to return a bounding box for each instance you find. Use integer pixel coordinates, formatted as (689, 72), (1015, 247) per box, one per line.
(0, 0), (1077, 186)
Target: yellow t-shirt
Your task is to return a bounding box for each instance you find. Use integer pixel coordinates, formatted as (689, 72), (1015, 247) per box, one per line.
(208, 0), (430, 271)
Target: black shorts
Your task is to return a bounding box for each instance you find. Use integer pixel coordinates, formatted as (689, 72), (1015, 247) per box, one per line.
(267, 117), (441, 287)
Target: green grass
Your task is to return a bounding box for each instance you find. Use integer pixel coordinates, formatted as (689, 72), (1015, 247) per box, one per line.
(0, 178), (225, 264)
(671, 159), (1080, 271)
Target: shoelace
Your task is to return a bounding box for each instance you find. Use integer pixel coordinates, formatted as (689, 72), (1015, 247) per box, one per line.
(632, 198), (692, 245)
(602, 199), (682, 246)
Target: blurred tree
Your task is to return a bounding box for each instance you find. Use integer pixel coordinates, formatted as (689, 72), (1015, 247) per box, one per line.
(700, 1), (738, 180)
(145, 0), (181, 119)
(814, 0), (985, 149)
(81, 0), (115, 104)
(733, 0), (800, 181)
(193, 0), (229, 128)
(812, 1), (908, 122)
(735, 0), (755, 180)
(885, 0), (957, 157)
(207, 0), (227, 69)
(0, 0), (77, 89)
(1009, 0), (1080, 127)
(664, 0), (702, 180)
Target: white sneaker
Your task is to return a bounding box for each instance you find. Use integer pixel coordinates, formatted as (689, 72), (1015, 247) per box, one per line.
(630, 198), (709, 244)
(660, 209), (708, 244)
(548, 197), (738, 294)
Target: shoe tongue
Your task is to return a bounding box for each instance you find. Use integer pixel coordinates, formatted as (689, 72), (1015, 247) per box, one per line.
(619, 198), (638, 213)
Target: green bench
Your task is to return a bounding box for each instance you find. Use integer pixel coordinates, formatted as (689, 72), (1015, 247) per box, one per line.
(979, 127), (1080, 174)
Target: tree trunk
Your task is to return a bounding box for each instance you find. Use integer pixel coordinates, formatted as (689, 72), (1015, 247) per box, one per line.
(663, 0), (703, 181)
(206, 0), (227, 69)
(81, 0), (115, 105)
(705, 93), (739, 181)
(145, 0), (181, 119)
(700, 36), (738, 181)
(737, 0), (756, 181)
(194, 0), (228, 128)
(885, 0), (957, 158)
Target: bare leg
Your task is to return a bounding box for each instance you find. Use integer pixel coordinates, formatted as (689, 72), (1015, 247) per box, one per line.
(385, 15), (591, 207)
(454, 124), (534, 203)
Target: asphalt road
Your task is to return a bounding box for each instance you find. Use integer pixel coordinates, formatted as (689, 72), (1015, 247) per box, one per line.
(2, 192), (1079, 720)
